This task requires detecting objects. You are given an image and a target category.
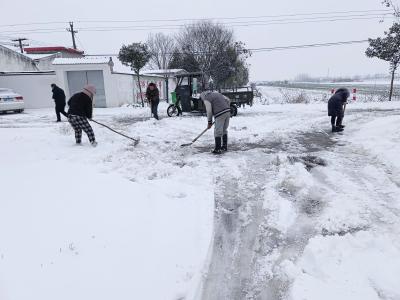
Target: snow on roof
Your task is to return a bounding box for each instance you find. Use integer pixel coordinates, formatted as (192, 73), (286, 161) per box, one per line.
(24, 53), (57, 60)
(52, 57), (110, 65)
(51, 56), (164, 78)
(142, 69), (187, 76)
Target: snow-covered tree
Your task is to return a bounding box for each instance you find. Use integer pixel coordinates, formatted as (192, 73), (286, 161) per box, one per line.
(118, 43), (151, 107)
(366, 23), (400, 101)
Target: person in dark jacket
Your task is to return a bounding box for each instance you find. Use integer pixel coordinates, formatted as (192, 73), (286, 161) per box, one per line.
(328, 88), (349, 132)
(51, 83), (68, 122)
(146, 83), (160, 120)
(200, 91), (231, 154)
(67, 84), (97, 147)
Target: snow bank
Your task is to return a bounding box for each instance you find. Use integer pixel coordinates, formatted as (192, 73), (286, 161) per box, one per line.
(287, 232), (400, 300)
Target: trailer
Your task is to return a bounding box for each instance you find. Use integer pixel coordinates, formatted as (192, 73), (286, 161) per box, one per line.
(167, 72), (254, 117)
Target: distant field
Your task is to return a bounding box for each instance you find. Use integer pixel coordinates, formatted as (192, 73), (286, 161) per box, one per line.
(256, 81), (400, 103)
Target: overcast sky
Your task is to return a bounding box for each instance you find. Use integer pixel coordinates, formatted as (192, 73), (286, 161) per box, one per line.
(0, 0), (398, 80)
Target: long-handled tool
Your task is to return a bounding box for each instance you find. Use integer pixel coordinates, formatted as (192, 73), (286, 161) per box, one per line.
(91, 119), (140, 146)
(181, 122), (215, 147)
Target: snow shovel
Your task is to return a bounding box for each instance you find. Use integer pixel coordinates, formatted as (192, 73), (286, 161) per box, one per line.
(91, 119), (140, 146)
(181, 122), (215, 147)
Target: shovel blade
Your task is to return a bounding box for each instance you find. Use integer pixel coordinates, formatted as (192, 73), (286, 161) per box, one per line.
(180, 143), (193, 147)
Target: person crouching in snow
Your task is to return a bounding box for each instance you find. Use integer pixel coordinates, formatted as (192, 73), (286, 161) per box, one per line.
(200, 91), (231, 154)
(328, 88), (349, 133)
(67, 84), (98, 147)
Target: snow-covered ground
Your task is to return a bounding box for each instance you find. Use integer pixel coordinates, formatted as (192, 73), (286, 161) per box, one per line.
(1, 95), (400, 300)
(257, 82), (400, 104)
(0, 104), (214, 300)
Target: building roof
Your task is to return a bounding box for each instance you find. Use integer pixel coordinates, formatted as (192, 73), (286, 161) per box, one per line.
(52, 56), (164, 77)
(52, 57), (110, 65)
(24, 47), (84, 55)
(142, 69), (187, 76)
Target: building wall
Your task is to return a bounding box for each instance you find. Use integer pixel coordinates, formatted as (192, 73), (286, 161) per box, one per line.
(0, 46), (38, 72)
(54, 63), (167, 107)
(109, 72), (166, 106)
(33, 55), (59, 71)
(110, 73), (134, 106)
(54, 64), (111, 102)
(0, 72), (57, 108)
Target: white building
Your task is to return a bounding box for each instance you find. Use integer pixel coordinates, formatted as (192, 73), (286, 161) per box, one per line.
(53, 56), (167, 108)
(0, 45), (180, 109)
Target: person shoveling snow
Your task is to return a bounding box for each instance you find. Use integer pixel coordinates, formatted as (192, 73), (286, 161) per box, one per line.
(328, 88), (349, 133)
(67, 84), (98, 147)
(200, 91), (231, 154)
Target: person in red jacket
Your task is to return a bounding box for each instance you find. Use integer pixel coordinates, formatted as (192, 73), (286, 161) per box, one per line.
(67, 84), (97, 147)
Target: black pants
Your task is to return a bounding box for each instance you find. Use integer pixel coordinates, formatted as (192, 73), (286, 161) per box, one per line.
(55, 103), (68, 121)
(331, 115), (343, 127)
(151, 101), (159, 120)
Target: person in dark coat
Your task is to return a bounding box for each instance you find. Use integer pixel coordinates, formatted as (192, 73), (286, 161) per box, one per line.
(146, 83), (160, 120)
(328, 88), (349, 132)
(67, 84), (97, 147)
(51, 83), (68, 122)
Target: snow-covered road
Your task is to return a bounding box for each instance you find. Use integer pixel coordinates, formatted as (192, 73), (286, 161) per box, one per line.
(201, 103), (400, 300)
(1, 101), (400, 300)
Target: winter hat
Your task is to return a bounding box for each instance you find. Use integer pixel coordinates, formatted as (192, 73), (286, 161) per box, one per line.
(200, 90), (212, 101)
(83, 84), (96, 97)
(335, 88), (350, 100)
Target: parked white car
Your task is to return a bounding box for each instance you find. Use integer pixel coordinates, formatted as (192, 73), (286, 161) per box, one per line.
(0, 88), (24, 113)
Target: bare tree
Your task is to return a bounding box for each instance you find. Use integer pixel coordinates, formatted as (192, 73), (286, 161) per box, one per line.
(146, 33), (175, 70)
(173, 21), (250, 88)
(382, 0), (400, 19)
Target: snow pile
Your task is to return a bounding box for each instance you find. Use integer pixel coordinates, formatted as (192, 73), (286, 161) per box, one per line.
(270, 104), (400, 300)
(288, 232), (400, 300)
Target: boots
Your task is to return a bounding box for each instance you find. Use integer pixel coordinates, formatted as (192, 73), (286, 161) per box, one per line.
(221, 134), (228, 152)
(332, 125), (344, 133)
(212, 137), (222, 154)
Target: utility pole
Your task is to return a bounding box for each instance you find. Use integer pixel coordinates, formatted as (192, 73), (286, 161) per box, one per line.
(67, 22), (78, 50)
(12, 38), (28, 53)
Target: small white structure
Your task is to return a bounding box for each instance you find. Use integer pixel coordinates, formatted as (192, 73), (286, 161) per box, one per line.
(53, 57), (166, 108)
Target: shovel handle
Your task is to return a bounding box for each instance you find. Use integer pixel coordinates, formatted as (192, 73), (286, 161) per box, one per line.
(191, 121), (215, 143)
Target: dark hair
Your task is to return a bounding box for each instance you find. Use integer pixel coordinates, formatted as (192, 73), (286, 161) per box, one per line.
(51, 83), (56, 88)
(148, 82), (156, 87)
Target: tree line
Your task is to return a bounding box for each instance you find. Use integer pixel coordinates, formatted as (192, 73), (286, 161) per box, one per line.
(118, 21), (250, 106)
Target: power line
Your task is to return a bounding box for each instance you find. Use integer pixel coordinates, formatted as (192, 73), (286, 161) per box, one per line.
(0, 9), (392, 28)
(85, 39), (370, 56)
(249, 39), (369, 52)
(0, 14), (394, 35)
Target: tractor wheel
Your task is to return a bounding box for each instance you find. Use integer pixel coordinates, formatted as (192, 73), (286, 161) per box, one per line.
(230, 104), (238, 117)
(167, 104), (179, 117)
